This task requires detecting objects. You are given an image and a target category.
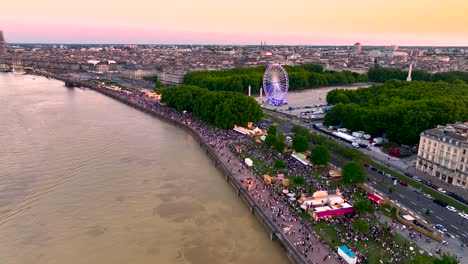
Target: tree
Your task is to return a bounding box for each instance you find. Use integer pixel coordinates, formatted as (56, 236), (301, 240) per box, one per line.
(274, 160), (286, 169)
(341, 161), (366, 184)
(292, 177), (305, 185)
(277, 131), (285, 143)
(265, 134), (277, 147)
(310, 145), (330, 166)
(353, 219), (369, 234)
(292, 135), (309, 152)
(434, 254), (459, 264)
(274, 140), (285, 153)
(267, 125), (277, 137)
(353, 200), (375, 214)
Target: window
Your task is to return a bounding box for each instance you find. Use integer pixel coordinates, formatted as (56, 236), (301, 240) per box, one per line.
(454, 149), (458, 154)
(462, 157), (465, 163)
(448, 147), (451, 152)
(463, 149), (466, 155)
(453, 154), (457, 161)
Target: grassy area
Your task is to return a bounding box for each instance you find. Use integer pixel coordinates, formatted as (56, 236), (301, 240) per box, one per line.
(263, 113), (287, 123)
(314, 220), (435, 264)
(368, 160), (468, 212)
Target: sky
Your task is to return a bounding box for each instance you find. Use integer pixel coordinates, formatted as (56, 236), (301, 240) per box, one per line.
(1, 0), (467, 46)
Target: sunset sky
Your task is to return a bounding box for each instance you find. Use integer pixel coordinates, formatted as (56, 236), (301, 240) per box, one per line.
(1, 0), (467, 45)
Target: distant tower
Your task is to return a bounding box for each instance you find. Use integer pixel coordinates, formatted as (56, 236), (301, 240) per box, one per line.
(0, 31), (6, 55)
(374, 58), (380, 68)
(354, 42), (362, 54)
(407, 63), (413, 81)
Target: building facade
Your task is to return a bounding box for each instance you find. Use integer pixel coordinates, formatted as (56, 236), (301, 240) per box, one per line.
(416, 123), (468, 189)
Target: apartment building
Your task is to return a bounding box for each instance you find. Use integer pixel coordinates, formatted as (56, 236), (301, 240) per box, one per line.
(416, 123), (468, 190)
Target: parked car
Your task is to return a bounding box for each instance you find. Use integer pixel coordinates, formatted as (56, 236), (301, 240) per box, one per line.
(422, 193), (433, 199)
(404, 172), (412, 177)
(352, 142), (359, 148)
(399, 181), (408, 187)
(412, 176), (422, 182)
(435, 224), (447, 232)
(363, 163), (369, 167)
(437, 188), (447, 194)
(423, 180), (432, 187)
(370, 167), (378, 171)
(433, 199), (448, 207)
(431, 183), (439, 189)
(446, 206), (457, 213)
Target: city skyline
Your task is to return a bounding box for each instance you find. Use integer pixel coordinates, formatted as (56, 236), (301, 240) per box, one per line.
(1, 0), (468, 46)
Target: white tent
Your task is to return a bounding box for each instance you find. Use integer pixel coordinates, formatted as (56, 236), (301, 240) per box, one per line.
(245, 158), (253, 167)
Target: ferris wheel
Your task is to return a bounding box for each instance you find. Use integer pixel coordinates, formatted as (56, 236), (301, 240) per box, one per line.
(262, 64), (289, 105)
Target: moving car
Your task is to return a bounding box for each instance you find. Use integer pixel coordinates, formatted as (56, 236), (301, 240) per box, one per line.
(446, 206), (457, 213)
(399, 181), (408, 187)
(422, 193), (433, 199)
(458, 212), (468, 220)
(435, 224), (447, 233)
(433, 199), (448, 207)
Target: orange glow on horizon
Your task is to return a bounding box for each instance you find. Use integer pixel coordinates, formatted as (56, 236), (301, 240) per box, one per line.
(1, 0), (467, 45)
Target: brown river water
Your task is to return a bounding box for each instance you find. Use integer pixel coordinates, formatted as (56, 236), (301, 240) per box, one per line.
(0, 74), (290, 264)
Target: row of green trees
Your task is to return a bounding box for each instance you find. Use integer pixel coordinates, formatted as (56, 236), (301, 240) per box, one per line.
(183, 64), (368, 94)
(324, 80), (468, 144)
(368, 67), (468, 83)
(160, 85), (263, 128)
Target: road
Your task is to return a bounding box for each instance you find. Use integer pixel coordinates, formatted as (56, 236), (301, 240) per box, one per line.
(365, 166), (468, 244)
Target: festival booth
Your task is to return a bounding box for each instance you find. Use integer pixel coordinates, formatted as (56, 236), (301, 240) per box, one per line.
(263, 175), (272, 184)
(291, 152), (310, 166)
(298, 190), (356, 220)
(337, 245), (357, 264)
(368, 192), (385, 205)
(328, 169), (342, 181)
(233, 125), (265, 136)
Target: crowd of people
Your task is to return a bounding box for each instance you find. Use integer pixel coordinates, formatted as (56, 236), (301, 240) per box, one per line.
(94, 85), (431, 264)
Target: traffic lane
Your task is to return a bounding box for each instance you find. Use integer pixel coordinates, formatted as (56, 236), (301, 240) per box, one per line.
(367, 171), (468, 243)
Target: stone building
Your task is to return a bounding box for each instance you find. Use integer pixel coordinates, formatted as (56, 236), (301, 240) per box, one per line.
(416, 123), (468, 189)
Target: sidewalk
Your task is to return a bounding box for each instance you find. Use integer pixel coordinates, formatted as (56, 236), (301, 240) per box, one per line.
(378, 215), (467, 262)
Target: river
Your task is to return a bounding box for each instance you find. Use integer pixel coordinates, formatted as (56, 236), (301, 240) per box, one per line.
(0, 74), (290, 264)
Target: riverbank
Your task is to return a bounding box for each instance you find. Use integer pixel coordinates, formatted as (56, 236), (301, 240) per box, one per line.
(42, 75), (340, 264)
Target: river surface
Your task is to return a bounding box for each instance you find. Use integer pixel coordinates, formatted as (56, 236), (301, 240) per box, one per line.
(0, 74), (289, 264)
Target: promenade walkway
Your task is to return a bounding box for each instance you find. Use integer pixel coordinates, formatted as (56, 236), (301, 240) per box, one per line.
(209, 138), (340, 264)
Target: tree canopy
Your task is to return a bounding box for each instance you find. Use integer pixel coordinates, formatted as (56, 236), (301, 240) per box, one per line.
(353, 200), (376, 215)
(309, 145), (330, 166)
(341, 161), (366, 184)
(325, 80), (468, 145)
(161, 85), (263, 128)
(368, 67), (468, 83)
(183, 64), (368, 93)
(292, 135), (309, 152)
